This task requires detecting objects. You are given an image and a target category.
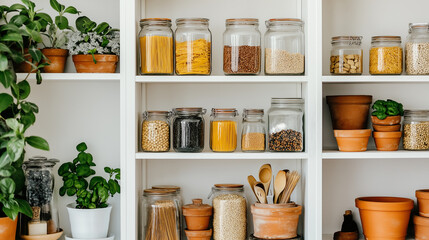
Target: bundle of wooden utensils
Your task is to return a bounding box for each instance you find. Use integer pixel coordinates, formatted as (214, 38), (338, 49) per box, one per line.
(248, 164), (301, 204)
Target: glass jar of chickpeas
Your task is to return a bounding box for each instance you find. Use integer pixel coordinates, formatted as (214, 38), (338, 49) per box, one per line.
(141, 111), (171, 152)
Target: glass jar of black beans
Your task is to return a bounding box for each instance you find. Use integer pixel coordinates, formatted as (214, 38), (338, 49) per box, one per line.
(172, 108), (206, 152)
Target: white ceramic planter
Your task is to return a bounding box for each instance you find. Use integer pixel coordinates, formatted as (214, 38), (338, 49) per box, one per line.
(66, 203), (112, 239)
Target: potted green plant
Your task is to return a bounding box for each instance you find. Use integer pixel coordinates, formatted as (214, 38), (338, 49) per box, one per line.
(0, 1), (50, 239)
(67, 16), (120, 73)
(41, 0), (80, 73)
(58, 142), (120, 239)
(371, 99), (404, 126)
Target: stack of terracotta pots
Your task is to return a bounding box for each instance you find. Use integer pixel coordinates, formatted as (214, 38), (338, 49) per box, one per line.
(183, 199), (213, 240)
(415, 190), (429, 239)
(371, 115), (402, 151)
(327, 95), (373, 152)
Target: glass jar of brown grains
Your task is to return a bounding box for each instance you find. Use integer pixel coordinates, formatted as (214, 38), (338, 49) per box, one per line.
(403, 110), (429, 150)
(141, 111), (171, 152)
(223, 18), (261, 75)
(369, 36), (403, 75)
(330, 36), (363, 75)
(241, 109), (266, 152)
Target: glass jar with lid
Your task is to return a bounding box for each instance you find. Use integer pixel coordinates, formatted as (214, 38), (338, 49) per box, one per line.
(138, 18), (174, 75)
(369, 36), (403, 75)
(330, 36), (363, 75)
(172, 108), (206, 153)
(223, 18), (261, 75)
(141, 189), (181, 240)
(21, 156), (60, 236)
(175, 18), (212, 75)
(406, 23), (429, 75)
(403, 110), (429, 150)
(264, 18), (305, 75)
(268, 98), (304, 152)
(241, 109), (266, 152)
(208, 184), (247, 240)
(210, 108), (239, 152)
(141, 111), (171, 152)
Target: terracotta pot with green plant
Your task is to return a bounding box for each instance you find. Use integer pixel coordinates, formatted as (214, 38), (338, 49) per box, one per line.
(371, 99), (404, 126)
(67, 17), (120, 73)
(58, 142), (120, 239)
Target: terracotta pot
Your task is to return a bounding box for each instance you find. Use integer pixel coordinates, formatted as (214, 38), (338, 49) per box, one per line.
(414, 215), (429, 240)
(72, 54), (118, 73)
(327, 95), (373, 130)
(416, 190), (429, 217)
(334, 129), (371, 152)
(20, 228), (64, 240)
(183, 199), (213, 231)
(0, 217), (17, 240)
(371, 116), (402, 126)
(251, 203), (302, 239)
(373, 124), (401, 132)
(184, 229), (212, 240)
(16, 48), (37, 73)
(42, 49), (68, 73)
(355, 197), (414, 240)
(333, 231), (359, 240)
(373, 131), (401, 151)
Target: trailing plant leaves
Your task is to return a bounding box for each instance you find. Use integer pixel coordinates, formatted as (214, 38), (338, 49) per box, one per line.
(20, 111), (35, 130)
(10, 15), (29, 27)
(17, 80), (30, 100)
(35, 13), (52, 24)
(28, 47), (42, 63)
(95, 22), (109, 34)
(64, 6), (79, 14)
(8, 3), (26, 11)
(55, 16), (69, 30)
(0, 43), (12, 54)
(36, 70), (42, 84)
(0, 23), (20, 33)
(21, 0), (35, 10)
(16, 198), (32, 218)
(0, 55), (8, 71)
(0, 152), (12, 169)
(25, 136), (49, 151)
(0, 32), (23, 42)
(0, 93), (13, 113)
(0, 178), (15, 194)
(49, 0), (61, 12)
(0, 70), (14, 88)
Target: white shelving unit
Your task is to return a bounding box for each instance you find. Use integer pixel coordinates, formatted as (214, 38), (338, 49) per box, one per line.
(17, 73), (120, 81)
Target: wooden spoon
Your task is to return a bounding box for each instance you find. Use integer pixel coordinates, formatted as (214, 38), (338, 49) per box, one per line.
(254, 185), (267, 204)
(273, 170), (286, 204)
(278, 169), (289, 201)
(247, 175), (258, 199)
(259, 164), (272, 195)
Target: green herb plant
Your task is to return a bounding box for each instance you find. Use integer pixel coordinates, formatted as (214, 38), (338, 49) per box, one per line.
(58, 142), (120, 209)
(371, 99), (404, 120)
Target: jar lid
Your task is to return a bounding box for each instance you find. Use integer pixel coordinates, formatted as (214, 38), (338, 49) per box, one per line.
(140, 18), (171, 22)
(144, 111), (171, 117)
(214, 184), (244, 188)
(143, 189), (176, 195)
(404, 110), (429, 116)
(173, 108), (206, 115)
(226, 18), (259, 25)
(331, 36), (363, 45)
(182, 199), (213, 216)
(271, 98), (304, 104)
(23, 156), (59, 168)
(211, 108), (238, 116)
(371, 36), (401, 43)
(409, 23), (429, 31)
(243, 109), (264, 116)
(152, 185), (181, 191)
(176, 18), (209, 24)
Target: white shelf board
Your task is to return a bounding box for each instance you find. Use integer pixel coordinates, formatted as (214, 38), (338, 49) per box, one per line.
(323, 150), (429, 159)
(136, 75), (308, 83)
(322, 234), (413, 240)
(322, 75), (429, 83)
(136, 151), (308, 160)
(17, 73), (120, 81)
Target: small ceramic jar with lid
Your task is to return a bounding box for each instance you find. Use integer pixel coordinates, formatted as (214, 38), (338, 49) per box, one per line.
(183, 198), (213, 231)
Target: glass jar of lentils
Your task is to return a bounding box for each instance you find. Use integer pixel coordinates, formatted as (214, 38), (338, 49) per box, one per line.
(141, 111), (171, 152)
(403, 110), (429, 150)
(405, 23), (429, 75)
(330, 36), (363, 75)
(223, 18), (261, 75)
(172, 108), (206, 153)
(241, 109), (266, 152)
(268, 98), (304, 152)
(209, 184), (247, 240)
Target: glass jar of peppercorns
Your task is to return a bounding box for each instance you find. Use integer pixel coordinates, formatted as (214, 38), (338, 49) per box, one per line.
(172, 108), (206, 152)
(22, 156), (60, 236)
(268, 98), (304, 152)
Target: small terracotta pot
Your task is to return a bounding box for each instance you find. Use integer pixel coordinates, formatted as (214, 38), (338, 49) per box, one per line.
(183, 199), (213, 231)
(251, 203), (302, 239)
(42, 48), (68, 73)
(334, 129), (371, 152)
(355, 197), (414, 240)
(334, 231), (359, 240)
(416, 190), (429, 217)
(414, 215), (429, 240)
(373, 131), (402, 151)
(0, 217), (17, 240)
(16, 48), (37, 73)
(372, 124), (401, 132)
(184, 229), (212, 240)
(72, 54), (118, 73)
(371, 116), (402, 126)
(327, 95), (373, 130)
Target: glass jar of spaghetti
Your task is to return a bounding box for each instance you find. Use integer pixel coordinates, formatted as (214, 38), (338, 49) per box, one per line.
(141, 189), (181, 240)
(139, 18), (174, 75)
(223, 18), (261, 75)
(369, 36), (403, 75)
(175, 18), (212, 75)
(210, 108), (239, 152)
(241, 109), (266, 152)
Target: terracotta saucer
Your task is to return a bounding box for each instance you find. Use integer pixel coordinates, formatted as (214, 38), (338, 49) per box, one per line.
(20, 229), (63, 240)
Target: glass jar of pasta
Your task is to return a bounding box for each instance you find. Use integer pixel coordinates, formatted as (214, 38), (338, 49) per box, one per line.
(210, 108), (239, 152)
(141, 111), (171, 152)
(223, 18), (261, 75)
(405, 23), (429, 75)
(264, 18), (305, 75)
(330, 36), (363, 75)
(175, 18), (212, 75)
(139, 18), (174, 75)
(241, 109), (266, 152)
(369, 36), (403, 75)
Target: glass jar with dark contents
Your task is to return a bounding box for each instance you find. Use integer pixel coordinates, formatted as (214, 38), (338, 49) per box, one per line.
(172, 108), (207, 152)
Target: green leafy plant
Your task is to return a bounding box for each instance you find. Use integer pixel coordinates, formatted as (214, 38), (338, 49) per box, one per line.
(0, 0), (50, 220)
(58, 142), (120, 209)
(371, 99), (404, 120)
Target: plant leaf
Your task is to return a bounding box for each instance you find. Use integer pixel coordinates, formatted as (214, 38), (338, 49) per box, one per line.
(25, 136), (49, 151)
(0, 178), (15, 194)
(0, 93), (13, 113)
(28, 47), (42, 63)
(0, 152), (12, 169)
(55, 16), (69, 30)
(10, 15), (29, 27)
(0, 33), (23, 42)
(16, 198), (32, 218)
(17, 80), (30, 100)
(49, 0), (61, 12)
(8, 3), (26, 11)
(0, 43), (12, 54)
(0, 55), (7, 71)
(7, 138), (24, 162)
(0, 70), (14, 88)
(76, 142), (87, 152)
(64, 6), (79, 14)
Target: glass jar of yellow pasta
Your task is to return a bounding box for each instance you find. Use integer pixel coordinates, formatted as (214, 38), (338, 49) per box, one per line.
(369, 36), (403, 75)
(175, 18), (212, 75)
(139, 18), (174, 75)
(210, 108), (238, 152)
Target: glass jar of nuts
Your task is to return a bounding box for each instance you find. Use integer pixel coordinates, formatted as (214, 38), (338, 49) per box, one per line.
(369, 36), (403, 75)
(141, 111), (171, 152)
(330, 36), (363, 75)
(241, 109), (266, 152)
(403, 110), (429, 150)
